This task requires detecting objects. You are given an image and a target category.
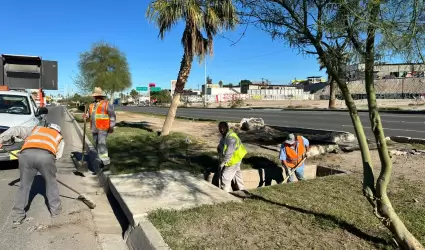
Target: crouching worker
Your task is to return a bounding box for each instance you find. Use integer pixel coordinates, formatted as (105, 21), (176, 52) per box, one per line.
(279, 133), (309, 183)
(217, 121), (247, 192)
(0, 123), (64, 224)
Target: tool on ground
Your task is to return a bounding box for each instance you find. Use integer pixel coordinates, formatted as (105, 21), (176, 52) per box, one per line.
(282, 157), (307, 183)
(56, 179), (96, 209)
(76, 104), (88, 172)
(7, 150), (96, 209)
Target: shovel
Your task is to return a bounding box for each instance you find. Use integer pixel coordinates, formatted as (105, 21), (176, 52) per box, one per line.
(76, 105), (88, 172)
(283, 157), (307, 183)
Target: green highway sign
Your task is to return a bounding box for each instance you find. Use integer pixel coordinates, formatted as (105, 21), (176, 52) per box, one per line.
(136, 87), (148, 91)
(150, 87), (162, 92)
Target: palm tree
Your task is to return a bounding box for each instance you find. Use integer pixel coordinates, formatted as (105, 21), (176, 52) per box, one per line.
(146, 0), (238, 135)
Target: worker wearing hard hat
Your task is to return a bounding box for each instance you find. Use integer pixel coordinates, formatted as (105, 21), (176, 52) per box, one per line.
(279, 133), (309, 183)
(83, 87), (116, 166)
(0, 123), (64, 225)
(217, 121), (247, 192)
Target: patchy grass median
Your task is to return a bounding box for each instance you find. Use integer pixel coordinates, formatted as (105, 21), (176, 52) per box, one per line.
(107, 126), (282, 175)
(148, 175), (425, 250)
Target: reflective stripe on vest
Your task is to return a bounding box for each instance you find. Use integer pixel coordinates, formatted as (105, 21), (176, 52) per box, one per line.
(223, 130), (247, 167)
(285, 136), (306, 168)
(90, 100), (110, 130)
(21, 126), (63, 155)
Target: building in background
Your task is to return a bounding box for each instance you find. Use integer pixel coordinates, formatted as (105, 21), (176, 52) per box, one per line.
(317, 63), (425, 100)
(202, 84), (241, 95)
(346, 63), (425, 81)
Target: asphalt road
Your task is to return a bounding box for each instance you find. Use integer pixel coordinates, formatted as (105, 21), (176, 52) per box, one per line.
(118, 106), (425, 139)
(0, 106), (126, 250)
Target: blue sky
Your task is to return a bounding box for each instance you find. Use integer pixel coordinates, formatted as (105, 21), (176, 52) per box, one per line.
(0, 0), (323, 95)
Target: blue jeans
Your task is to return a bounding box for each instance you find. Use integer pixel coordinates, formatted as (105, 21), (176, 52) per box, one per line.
(283, 164), (305, 183)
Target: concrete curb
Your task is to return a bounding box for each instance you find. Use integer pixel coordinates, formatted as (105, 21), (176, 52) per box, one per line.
(65, 108), (171, 250)
(390, 136), (425, 145)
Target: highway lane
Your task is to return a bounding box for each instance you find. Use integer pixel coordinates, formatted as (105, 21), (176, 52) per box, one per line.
(117, 106), (425, 139)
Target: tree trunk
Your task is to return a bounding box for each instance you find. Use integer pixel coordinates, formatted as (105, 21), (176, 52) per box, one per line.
(161, 93), (181, 136)
(328, 74), (337, 109)
(312, 42), (377, 207)
(161, 53), (193, 136)
(338, 79), (376, 204)
(364, 2), (424, 248)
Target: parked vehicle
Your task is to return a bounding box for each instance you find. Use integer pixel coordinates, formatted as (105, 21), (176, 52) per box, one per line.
(0, 86), (48, 161)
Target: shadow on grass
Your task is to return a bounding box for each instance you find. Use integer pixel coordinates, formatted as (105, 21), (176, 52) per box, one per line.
(232, 190), (391, 247)
(116, 121), (155, 132)
(107, 128), (207, 174)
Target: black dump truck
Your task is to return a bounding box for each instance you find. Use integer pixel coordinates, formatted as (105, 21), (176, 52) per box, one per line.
(0, 54), (58, 90)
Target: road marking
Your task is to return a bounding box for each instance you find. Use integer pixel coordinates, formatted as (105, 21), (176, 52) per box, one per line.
(382, 120), (425, 124)
(342, 124), (425, 133)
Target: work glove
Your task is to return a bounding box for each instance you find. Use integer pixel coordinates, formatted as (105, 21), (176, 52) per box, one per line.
(108, 127), (115, 134)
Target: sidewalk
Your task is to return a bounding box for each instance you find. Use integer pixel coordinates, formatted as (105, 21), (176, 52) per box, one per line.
(0, 106), (127, 250)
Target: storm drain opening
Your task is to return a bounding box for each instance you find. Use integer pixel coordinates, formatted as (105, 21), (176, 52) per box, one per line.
(204, 164), (349, 191)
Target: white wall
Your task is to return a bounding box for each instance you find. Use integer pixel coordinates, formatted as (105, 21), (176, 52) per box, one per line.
(208, 87), (241, 95)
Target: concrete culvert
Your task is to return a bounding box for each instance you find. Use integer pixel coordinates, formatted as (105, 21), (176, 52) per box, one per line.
(203, 163), (350, 191)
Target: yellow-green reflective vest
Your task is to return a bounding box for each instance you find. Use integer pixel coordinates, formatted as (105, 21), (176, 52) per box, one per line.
(223, 130), (247, 167)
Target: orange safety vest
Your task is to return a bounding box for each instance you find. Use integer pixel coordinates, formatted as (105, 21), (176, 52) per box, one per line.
(21, 126), (63, 156)
(89, 100), (110, 131)
(285, 136), (306, 168)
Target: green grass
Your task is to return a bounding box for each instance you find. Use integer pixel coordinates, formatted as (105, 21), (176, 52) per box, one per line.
(148, 175), (425, 250)
(105, 126), (206, 174)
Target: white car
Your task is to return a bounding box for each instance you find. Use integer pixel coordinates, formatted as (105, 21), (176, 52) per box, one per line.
(0, 88), (47, 162)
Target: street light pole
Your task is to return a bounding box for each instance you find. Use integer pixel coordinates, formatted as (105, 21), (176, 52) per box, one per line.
(204, 58), (207, 106)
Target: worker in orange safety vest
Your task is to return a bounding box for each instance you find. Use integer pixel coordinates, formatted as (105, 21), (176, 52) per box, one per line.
(83, 87), (116, 166)
(279, 133), (310, 183)
(0, 123), (64, 225)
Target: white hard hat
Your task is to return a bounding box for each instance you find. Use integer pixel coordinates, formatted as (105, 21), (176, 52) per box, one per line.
(48, 123), (61, 133)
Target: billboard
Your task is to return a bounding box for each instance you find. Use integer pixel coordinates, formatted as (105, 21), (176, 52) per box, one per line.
(171, 80), (177, 95)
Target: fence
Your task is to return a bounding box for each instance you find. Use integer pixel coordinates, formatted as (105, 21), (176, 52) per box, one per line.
(181, 93), (315, 104)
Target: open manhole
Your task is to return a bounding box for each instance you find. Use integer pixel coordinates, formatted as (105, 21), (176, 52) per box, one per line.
(203, 165), (349, 190)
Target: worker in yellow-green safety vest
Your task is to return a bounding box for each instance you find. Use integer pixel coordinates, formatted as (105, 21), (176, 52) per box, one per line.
(217, 121), (247, 192)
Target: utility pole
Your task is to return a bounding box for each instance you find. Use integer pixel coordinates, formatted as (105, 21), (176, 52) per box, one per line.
(204, 58), (207, 106)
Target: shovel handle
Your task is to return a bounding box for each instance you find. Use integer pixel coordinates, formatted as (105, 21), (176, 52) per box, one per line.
(57, 179), (82, 195)
(282, 157), (306, 183)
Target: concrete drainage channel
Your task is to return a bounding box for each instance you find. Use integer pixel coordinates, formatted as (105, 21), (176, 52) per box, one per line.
(203, 164), (350, 191)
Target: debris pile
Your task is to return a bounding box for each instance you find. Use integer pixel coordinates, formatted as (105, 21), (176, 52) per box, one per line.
(240, 118), (265, 131)
(390, 148), (425, 156)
